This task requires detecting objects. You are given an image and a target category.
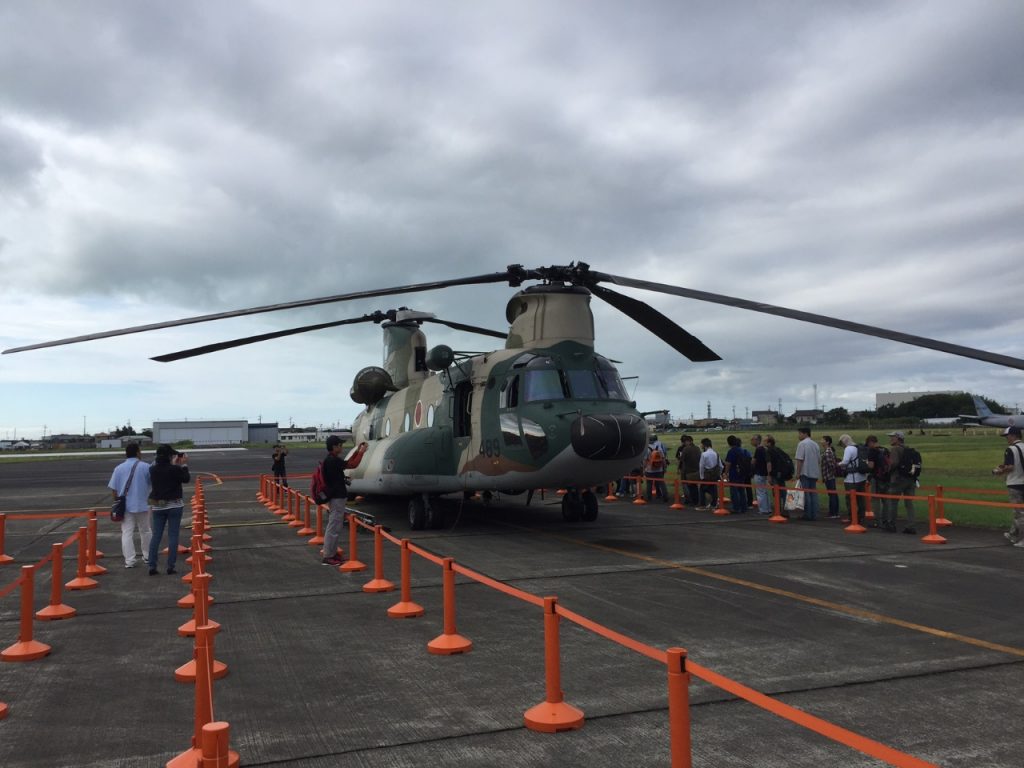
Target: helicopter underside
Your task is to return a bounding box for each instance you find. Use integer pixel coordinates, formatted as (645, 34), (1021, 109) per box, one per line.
(346, 443), (637, 497)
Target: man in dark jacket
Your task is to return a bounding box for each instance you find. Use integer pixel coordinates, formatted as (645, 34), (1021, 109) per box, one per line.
(147, 444), (191, 575)
(320, 435), (350, 566)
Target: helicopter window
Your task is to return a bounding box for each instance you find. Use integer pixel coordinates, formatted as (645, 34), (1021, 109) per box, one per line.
(403, 412), (411, 432)
(523, 369), (566, 402)
(501, 375), (520, 409)
(520, 417), (548, 458)
(384, 418), (391, 437)
(566, 369), (600, 400)
(500, 412), (522, 446)
(595, 358), (629, 400)
(427, 404), (435, 427)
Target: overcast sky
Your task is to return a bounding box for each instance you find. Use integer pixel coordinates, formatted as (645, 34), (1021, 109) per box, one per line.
(2, 1), (1023, 439)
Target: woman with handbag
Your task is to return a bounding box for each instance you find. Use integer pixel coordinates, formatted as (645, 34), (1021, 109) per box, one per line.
(107, 442), (152, 568)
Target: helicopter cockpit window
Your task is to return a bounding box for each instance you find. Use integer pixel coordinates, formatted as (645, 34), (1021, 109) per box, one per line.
(500, 375), (520, 409)
(595, 357), (629, 400)
(566, 369), (600, 400)
(522, 357), (568, 402)
(500, 412), (522, 446)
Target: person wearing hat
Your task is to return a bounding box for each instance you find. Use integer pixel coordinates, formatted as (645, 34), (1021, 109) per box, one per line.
(991, 426), (1024, 547)
(319, 436), (369, 566)
(885, 431), (918, 534)
(147, 444), (190, 575)
(836, 434), (866, 523)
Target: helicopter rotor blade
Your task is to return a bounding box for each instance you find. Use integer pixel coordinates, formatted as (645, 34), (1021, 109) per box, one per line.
(151, 314), (384, 363)
(3, 271), (514, 355)
(589, 270), (1024, 372)
(423, 318), (507, 340)
(588, 283), (721, 362)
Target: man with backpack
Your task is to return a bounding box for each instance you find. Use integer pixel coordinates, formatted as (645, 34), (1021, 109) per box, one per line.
(864, 435), (891, 529)
(677, 435), (702, 506)
(885, 431), (919, 534)
(645, 435), (668, 503)
(764, 435), (793, 515)
(723, 435), (750, 514)
(320, 435), (351, 566)
(837, 434), (867, 523)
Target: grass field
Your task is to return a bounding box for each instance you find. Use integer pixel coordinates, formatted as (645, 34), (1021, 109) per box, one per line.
(655, 426), (1018, 530)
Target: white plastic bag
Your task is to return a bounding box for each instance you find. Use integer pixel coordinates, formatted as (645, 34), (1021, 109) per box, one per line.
(784, 484), (805, 513)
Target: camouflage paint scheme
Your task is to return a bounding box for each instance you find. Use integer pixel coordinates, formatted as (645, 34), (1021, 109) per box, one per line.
(347, 288), (647, 497)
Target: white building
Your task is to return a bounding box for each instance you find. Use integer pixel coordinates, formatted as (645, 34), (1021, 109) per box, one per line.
(153, 420), (249, 446)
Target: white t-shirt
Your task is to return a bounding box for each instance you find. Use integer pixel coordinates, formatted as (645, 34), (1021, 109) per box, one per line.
(795, 437), (821, 479)
(841, 445), (866, 483)
(108, 458), (152, 514)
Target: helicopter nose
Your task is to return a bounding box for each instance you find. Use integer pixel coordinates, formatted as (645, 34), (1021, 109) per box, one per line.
(570, 413), (648, 460)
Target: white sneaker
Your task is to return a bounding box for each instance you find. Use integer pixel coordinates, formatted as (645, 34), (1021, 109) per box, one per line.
(124, 561), (137, 569)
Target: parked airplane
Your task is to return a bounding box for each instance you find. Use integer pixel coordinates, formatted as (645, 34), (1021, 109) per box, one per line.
(959, 395), (1020, 428)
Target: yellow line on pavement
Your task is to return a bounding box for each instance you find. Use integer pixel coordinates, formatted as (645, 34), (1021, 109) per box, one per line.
(536, 529), (1024, 659)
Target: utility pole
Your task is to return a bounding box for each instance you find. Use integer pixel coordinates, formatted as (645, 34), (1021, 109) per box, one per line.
(813, 384), (818, 411)
(706, 400), (711, 419)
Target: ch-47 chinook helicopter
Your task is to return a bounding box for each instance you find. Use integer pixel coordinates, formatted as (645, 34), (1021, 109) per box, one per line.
(6, 262), (1024, 529)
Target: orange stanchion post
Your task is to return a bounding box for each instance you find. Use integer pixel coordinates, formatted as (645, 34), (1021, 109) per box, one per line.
(272, 483), (287, 516)
(179, 536), (214, 609)
(297, 496), (314, 536)
(36, 542), (76, 620)
(845, 491), (866, 534)
(283, 489), (298, 523)
(339, 514), (366, 572)
(863, 485), (875, 521)
(176, 576), (228, 682)
(768, 485), (786, 524)
(256, 475), (266, 504)
(523, 596), (584, 732)
(667, 647), (693, 768)
(633, 474), (647, 505)
(670, 479), (684, 510)
(604, 482), (617, 502)
(1, 566), (52, 662)
(179, 569), (221, 637)
(363, 526), (396, 593)
(85, 517), (107, 576)
(308, 504), (325, 546)
(427, 558), (473, 654)
(200, 721), (234, 768)
(387, 540), (425, 618)
(935, 485), (952, 527)
(0, 700), (7, 720)
(87, 509), (105, 558)
(66, 527), (98, 591)
(713, 479), (729, 515)
(0, 513), (14, 565)
(921, 495), (947, 545)
(166, 624), (239, 768)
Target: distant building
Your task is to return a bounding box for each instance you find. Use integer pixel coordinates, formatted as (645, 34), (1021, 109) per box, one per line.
(751, 410), (780, 425)
(792, 409), (825, 424)
(153, 420), (249, 446)
(875, 391), (960, 409)
(43, 434), (96, 450)
(248, 423), (280, 444)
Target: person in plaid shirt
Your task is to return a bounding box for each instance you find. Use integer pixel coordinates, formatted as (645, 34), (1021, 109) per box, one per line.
(820, 435), (839, 519)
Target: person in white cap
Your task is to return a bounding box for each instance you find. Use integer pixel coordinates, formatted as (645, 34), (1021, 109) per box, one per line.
(991, 426), (1024, 547)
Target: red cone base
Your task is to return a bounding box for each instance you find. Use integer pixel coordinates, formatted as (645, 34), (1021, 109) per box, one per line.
(362, 578), (396, 593)
(427, 633), (473, 655)
(35, 603), (76, 621)
(174, 657), (229, 683)
(0, 701), (7, 719)
(166, 746), (239, 768)
(85, 563), (107, 576)
(177, 593), (214, 609)
(0, 554), (14, 564)
(387, 601), (425, 619)
(1, 639), (51, 662)
(339, 559), (366, 573)
(523, 701), (585, 732)
(65, 576), (99, 591)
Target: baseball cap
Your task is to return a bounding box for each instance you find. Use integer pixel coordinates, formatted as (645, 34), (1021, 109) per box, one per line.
(1001, 426), (1021, 437)
(325, 435), (343, 450)
(887, 431), (905, 439)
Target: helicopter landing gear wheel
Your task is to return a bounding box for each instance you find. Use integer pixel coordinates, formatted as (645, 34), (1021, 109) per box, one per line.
(581, 490), (599, 522)
(425, 496), (445, 530)
(561, 491), (583, 522)
(408, 495), (427, 530)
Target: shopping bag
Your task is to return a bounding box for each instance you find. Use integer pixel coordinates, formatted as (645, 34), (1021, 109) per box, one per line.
(784, 484), (805, 513)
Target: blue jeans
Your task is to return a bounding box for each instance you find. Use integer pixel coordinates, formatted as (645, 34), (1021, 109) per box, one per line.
(799, 476), (819, 520)
(729, 478), (748, 513)
(149, 506), (184, 571)
(824, 478), (839, 517)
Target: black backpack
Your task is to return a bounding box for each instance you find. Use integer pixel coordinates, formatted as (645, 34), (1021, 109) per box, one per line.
(872, 447), (891, 480)
(772, 447), (794, 481)
(850, 445), (871, 475)
(739, 449), (753, 480)
(899, 446), (922, 478)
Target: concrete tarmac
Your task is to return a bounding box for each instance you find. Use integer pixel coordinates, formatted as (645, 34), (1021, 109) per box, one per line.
(0, 448), (1021, 767)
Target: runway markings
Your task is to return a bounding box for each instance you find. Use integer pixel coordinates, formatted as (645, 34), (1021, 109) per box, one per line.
(533, 528), (1024, 659)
